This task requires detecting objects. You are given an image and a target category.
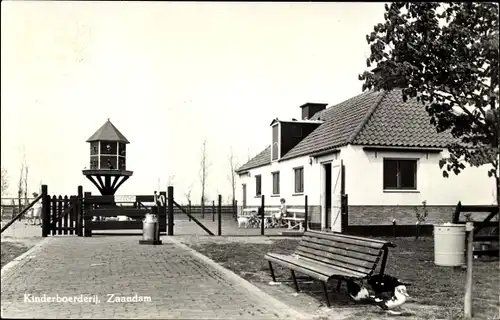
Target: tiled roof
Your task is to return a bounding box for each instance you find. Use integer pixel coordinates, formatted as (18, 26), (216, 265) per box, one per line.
(86, 119), (130, 144)
(352, 90), (456, 147)
(235, 146), (271, 173)
(280, 90), (385, 160)
(237, 88), (458, 170)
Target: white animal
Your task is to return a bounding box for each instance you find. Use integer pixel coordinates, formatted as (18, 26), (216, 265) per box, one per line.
(369, 285), (409, 313)
(237, 216), (249, 228)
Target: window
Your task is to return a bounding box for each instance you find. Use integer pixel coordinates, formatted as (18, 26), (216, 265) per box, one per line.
(272, 124), (279, 161)
(255, 175), (262, 196)
(272, 171), (280, 195)
(294, 167), (304, 193)
(383, 159), (417, 190)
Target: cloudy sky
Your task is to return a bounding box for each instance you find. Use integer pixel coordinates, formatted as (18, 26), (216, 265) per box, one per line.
(1, 1), (387, 202)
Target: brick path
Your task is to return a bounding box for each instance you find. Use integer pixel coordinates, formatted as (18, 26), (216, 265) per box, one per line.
(1, 236), (307, 319)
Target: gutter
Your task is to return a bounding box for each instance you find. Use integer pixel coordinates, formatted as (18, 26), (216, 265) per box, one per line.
(362, 145), (443, 153)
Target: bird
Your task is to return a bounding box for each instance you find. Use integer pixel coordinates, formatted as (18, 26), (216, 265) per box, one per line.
(346, 279), (370, 302)
(367, 274), (411, 295)
(367, 285), (409, 314)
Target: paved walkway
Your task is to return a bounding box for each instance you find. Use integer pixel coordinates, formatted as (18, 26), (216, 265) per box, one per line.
(1, 236), (307, 319)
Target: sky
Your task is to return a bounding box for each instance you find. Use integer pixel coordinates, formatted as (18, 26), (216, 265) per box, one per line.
(1, 1), (387, 202)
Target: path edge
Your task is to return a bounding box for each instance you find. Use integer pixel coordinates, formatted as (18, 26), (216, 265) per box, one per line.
(167, 236), (312, 320)
(1, 238), (53, 279)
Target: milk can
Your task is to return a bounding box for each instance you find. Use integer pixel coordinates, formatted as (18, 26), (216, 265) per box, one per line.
(142, 213), (159, 242)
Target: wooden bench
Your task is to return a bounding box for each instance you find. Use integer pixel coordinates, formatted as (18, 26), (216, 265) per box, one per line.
(265, 230), (396, 307)
(283, 208), (305, 231)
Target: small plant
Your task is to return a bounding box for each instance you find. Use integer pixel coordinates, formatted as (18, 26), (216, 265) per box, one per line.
(414, 200), (428, 240)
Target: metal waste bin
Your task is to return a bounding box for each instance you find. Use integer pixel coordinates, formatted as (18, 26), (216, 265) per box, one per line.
(139, 213), (162, 245)
(434, 223), (466, 266)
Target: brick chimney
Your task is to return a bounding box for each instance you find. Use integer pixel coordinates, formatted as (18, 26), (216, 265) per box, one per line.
(300, 102), (328, 120)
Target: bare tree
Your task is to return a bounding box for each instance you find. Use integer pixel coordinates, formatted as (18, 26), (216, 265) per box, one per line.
(23, 162), (29, 206)
(199, 139), (210, 217)
(227, 146), (239, 205)
(17, 162), (25, 217)
(166, 174), (175, 187)
(1, 167), (9, 197)
(184, 182), (193, 204)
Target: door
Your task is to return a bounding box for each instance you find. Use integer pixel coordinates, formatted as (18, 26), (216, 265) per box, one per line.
(324, 163), (332, 230)
(242, 184), (247, 208)
(321, 163), (332, 231)
(330, 160), (343, 232)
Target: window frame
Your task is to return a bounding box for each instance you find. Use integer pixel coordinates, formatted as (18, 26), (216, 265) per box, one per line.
(293, 166), (304, 194)
(255, 175), (262, 197)
(271, 171), (280, 195)
(383, 158), (418, 190)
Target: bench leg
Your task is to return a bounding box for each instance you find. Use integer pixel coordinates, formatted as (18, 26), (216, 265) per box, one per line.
(322, 282), (331, 307)
(291, 270), (299, 292)
(268, 261), (276, 282)
(336, 279), (342, 291)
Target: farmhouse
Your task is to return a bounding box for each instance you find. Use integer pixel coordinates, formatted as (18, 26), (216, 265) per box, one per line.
(235, 88), (495, 231)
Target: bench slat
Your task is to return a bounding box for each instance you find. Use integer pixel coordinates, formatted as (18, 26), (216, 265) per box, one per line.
(295, 247), (374, 275)
(265, 253), (366, 281)
(302, 236), (382, 256)
(305, 231), (388, 249)
(298, 240), (380, 265)
(306, 230), (395, 246)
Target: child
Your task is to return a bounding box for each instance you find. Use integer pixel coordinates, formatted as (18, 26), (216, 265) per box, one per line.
(31, 192), (42, 225)
(278, 198), (287, 227)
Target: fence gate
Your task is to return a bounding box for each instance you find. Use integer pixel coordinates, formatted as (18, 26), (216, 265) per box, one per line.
(83, 193), (166, 236)
(42, 193), (81, 237)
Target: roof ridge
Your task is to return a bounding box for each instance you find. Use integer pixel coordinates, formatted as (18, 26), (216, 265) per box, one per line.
(347, 90), (387, 144)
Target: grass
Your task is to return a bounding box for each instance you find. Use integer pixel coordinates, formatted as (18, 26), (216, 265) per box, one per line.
(1, 241), (30, 269)
(186, 236), (499, 320)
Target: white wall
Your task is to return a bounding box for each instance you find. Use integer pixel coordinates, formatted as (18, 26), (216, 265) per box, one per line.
(237, 152), (340, 208)
(343, 145), (496, 206)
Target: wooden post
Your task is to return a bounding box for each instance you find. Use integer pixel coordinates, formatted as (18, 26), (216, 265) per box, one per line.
(233, 200), (238, 221)
(83, 192), (92, 237)
(392, 219), (397, 238)
(18, 190), (22, 221)
(77, 186), (83, 236)
(201, 196), (205, 219)
(41, 185), (49, 237)
(167, 186), (174, 236)
(188, 200), (192, 222)
(212, 200), (215, 222)
(160, 191), (167, 234)
(464, 221), (474, 318)
(342, 194), (349, 233)
(217, 195), (222, 236)
(304, 195), (308, 232)
(260, 195), (265, 236)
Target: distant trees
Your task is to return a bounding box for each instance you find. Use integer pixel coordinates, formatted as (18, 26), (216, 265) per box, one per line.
(199, 139), (210, 217)
(1, 167), (8, 197)
(227, 146), (239, 206)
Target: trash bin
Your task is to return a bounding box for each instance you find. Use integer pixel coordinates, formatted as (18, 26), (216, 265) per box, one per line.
(434, 223), (466, 266)
(139, 213), (162, 245)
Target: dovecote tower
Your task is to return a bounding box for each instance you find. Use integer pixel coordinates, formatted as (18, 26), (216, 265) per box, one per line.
(82, 119), (133, 195)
